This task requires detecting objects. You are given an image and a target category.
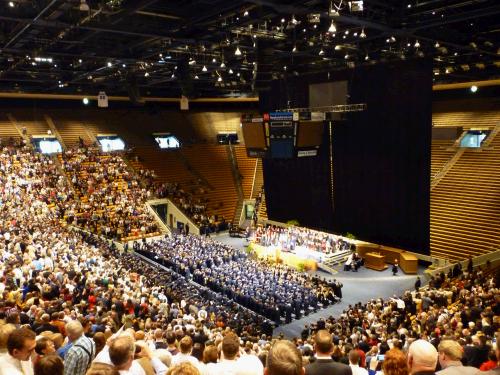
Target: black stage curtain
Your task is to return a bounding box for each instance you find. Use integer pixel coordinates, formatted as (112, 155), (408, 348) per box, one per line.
(262, 127), (333, 231)
(260, 59), (432, 254)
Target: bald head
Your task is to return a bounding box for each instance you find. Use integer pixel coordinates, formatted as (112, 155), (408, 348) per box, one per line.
(408, 340), (438, 374)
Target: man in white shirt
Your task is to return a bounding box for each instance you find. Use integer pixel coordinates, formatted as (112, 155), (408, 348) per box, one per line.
(349, 349), (369, 375)
(0, 327), (36, 375)
(205, 333), (240, 375)
(171, 336), (201, 371)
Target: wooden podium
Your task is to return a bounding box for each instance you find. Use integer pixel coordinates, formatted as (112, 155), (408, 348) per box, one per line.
(357, 244), (418, 274)
(364, 252), (387, 271)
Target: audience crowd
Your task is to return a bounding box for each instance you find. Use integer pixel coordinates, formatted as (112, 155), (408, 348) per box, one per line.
(0, 140), (498, 375)
(60, 147), (160, 241)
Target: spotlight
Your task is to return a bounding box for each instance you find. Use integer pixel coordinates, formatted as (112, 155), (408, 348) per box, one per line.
(414, 40), (420, 48)
(328, 21), (336, 33)
(144, 72), (149, 77)
(243, 10), (249, 16)
(194, 75), (199, 79)
(292, 45), (297, 52)
(82, 97), (89, 105)
(360, 28), (366, 38)
(107, 62), (112, 67)
(435, 41), (440, 48)
(79, 0), (90, 11)
(365, 54), (369, 61)
(229, 69), (233, 74)
(220, 62), (226, 68)
(212, 58), (217, 63)
(8, 1), (14, 7)
(217, 76), (222, 82)
(470, 85), (478, 93)
(319, 49), (324, 55)
(202, 65), (207, 72)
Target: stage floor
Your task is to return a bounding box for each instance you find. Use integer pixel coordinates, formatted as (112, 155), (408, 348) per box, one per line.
(213, 232), (426, 338)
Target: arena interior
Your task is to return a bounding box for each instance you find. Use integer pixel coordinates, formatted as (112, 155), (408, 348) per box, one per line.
(0, 1), (498, 375)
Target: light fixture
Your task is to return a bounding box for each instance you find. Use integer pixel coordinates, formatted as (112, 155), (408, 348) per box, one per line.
(281, 18), (285, 23)
(8, 1), (14, 7)
(220, 61), (226, 68)
(122, 63), (126, 68)
(78, 59), (83, 63)
(82, 97), (89, 105)
(319, 48), (324, 55)
(212, 58), (217, 63)
(328, 21), (336, 33)
(107, 62), (112, 67)
(334, 45), (342, 50)
(407, 4), (412, 8)
(291, 15), (298, 25)
(194, 75), (199, 79)
(329, 1), (340, 16)
(292, 45), (297, 52)
(365, 54), (369, 61)
(283, 65), (287, 71)
(435, 41), (440, 48)
(414, 40), (420, 48)
(229, 69), (233, 74)
(79, 0), (90, 12)
(345, 30), (349, 35)
(188, 59), (196, 65)
(217, 76), (222, 82)
(144, 72), (149, 77)
(344, 53), (349, 59)
(171, 73), (175, 78)
(360, 28), (366, 38)
(470, 85), (478, 93)
(390, 36), (396, 43)
(202, 65), (207, 72)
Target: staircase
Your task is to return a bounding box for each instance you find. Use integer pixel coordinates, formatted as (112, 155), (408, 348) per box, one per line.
(481, 122), (500, 147)
(227, 144), (245, 224)
(44, 115), (67, 150)
(431, 147), (466, 191)
(318, 249), (352, 274)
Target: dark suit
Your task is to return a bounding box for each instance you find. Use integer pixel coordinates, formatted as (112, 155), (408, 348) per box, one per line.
(305, 358), (353, 375)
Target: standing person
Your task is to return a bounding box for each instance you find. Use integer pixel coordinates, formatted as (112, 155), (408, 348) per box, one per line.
(392, 261), (399, 276)
(415, 277), (422, 291)
(63, 320), (95, 375)
(349, 350), (369, 375)
(436, 340), (479, 375)
(407, 340), (438, 375)
(266, 340), (304, 375)
(305, 330), (352, 375)
(34, 354), (64, 375)
(0, 327), (36, 375)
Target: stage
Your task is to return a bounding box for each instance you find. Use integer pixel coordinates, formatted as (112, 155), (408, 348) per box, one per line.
(215, 232), (426, 338)
(248, 242), (323, 271)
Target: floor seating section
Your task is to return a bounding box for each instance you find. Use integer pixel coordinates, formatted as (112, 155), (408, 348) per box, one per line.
(430, 129), (500, 261)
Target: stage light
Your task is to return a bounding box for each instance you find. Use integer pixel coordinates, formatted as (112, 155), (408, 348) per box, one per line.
(212, 58), (216, 63)
(8, 1), (14, 7)
(107, 62), (112, 67)
(414, 40), (420, 48)
(82, 97), (89, 105)
(292, 45), (297, 52)
(319, 48), (324, 55)
(407, 4), (412, 8)
(365, 54), (369, 61)
(202, 65), (207, 72)
(435, 41), (440, 48)
(328, 21), (336, 33)
(79, 0), (90, 11)
(229, 69), (233, 74)
(194, 75), (199, 79)
(144, 72), (149, 77)
(470, 85), (478, 93)
(344, 53), (349, 59)
(122, 64), (126, 68)
(244, 10), (249, 16)
(360, 28), (366, 38)
(220, 62), (226, 68)
(234, 46), (241, 56)
(217, 76), (222, 82)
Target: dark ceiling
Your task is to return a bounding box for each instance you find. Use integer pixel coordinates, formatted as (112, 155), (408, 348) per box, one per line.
(0, 0), (498, 99)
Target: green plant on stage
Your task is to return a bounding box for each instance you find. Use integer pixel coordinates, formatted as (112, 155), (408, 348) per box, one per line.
(286, 219), (300, 227)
